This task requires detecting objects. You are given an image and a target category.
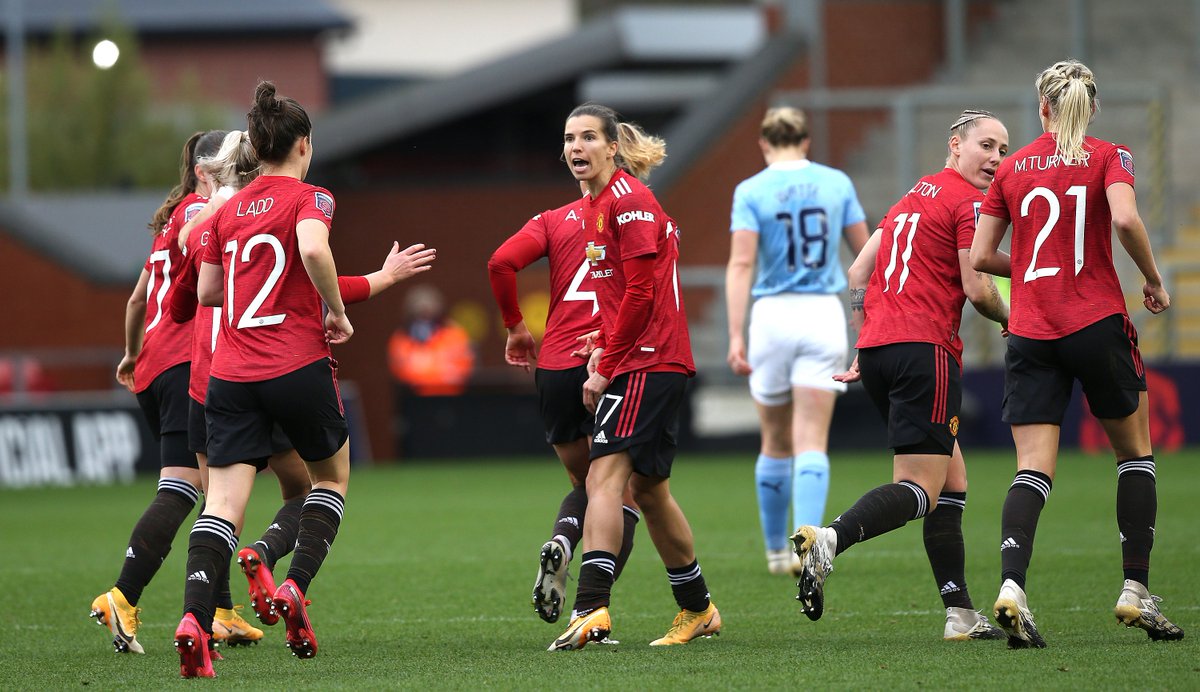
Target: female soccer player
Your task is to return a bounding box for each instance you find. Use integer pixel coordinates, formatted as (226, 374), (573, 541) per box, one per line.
(173, 82), (354, 677)
(970, 59), (1183, 647)
(90, 130), (225, 656)
(488, 191), (640, 625)
(548, 104), (719, 651)
(725, 107), (869, 576)
(795, 110), (1011, 640)
(169, 130), (434, 645)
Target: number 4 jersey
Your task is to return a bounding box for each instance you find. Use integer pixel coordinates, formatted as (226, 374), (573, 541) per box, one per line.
(203, 175), (337, 382)
(857, 167), (982, 365)
(980, 132), (1133, 340)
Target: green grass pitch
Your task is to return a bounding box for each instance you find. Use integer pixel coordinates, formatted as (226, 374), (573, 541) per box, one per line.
(1, 448), (1196, 689)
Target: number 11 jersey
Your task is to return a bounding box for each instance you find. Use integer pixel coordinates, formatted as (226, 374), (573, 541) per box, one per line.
(858, 168), (981, 365)
(203, 175), (337, 382)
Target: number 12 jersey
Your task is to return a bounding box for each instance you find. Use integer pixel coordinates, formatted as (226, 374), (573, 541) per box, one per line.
(202, 175), (338, 382)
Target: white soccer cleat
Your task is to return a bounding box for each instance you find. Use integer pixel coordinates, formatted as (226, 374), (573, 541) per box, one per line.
(993, 578), (1046, 649)
(943, 607), (1006, 641)
(532, 540), (569, 623)
(1114, 579), (1184, 641)
(790, 525), (836, 621)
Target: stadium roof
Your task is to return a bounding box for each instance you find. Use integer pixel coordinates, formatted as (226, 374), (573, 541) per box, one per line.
(0, 193), (164, 285)
(314, 6), (767, 164)
(12, 0), (351, 36)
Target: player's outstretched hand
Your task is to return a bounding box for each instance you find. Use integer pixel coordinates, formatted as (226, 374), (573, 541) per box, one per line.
(383, 242), (437, 283)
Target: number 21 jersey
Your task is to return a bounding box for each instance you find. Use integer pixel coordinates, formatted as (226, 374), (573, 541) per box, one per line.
(980, 132), (1133, 339)
(203, 175), (337, 381)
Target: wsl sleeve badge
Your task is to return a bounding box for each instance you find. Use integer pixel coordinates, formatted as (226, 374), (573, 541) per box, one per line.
(314, 191), (335, 219)
(1118, 148), (1135, 177)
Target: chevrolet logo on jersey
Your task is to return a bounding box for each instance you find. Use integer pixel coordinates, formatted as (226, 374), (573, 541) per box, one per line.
(585, 241), (606, 266)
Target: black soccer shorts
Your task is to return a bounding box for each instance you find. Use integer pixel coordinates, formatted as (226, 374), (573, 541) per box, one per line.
(858, 342), (961, 456)
(535, 365), (592, 445)
(589, 370), (687, 477)
(1003, 313), (1146, 425)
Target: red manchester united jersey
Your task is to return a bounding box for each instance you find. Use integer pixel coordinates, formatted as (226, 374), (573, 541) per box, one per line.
(858, 168), (982, 365)
(202, 176), (337, 382)
(980, 133), (1133, 339)
(133, 192), (206, 393)
(492, 199), (602, 370)
(176, 217), (221, 402)
(582, 170), (694, 378)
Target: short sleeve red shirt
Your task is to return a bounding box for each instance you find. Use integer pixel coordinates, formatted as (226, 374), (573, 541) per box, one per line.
(514, 200), (603, 370)
(858, 168), (981, 365)
(202, 176), (337, 381)
(979, 133), (1132, 339)
(581, 170), (695, 378)
(132, 193), (206, 393)
(178, 218), (220, 402)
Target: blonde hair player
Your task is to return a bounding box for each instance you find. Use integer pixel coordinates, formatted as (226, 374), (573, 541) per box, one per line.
(970, 59), (1182, 648)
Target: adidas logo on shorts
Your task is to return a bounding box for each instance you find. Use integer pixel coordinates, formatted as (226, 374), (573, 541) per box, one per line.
(593, 431), (608, 444)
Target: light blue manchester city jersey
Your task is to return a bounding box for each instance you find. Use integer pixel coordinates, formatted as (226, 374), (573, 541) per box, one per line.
(730, 160), (865, 297)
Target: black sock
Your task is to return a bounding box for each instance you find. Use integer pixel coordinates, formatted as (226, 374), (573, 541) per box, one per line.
(1000, 470), (1051, 589)
(667, 560), (710, 613)
(253, 495), (306, 571)
(572, 550), (616, 615)
(923, 492), (972, 609)
(830, 481), (929, 555)
(612, 505), (640, 581)
(551, 485), (587, 556)
(1116, 456), (1156, 588)
(215, 557), (234, 611)
(285, 488), (344, 595)
(114, 478), (199, 606)
(183, 515), (237, 634)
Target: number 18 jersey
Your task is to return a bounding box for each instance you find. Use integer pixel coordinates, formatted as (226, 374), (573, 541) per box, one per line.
(202, 175), (337, 382)
(730, 159), (865, 297)
(980, 132), (1133, 339)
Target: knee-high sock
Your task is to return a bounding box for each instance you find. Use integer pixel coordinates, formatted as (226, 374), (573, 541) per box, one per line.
(1116, 457), (1156, 588)
(550, 485), (587, 559)
(793, 451), (831, 529)
(251, 494), (306, 571)
(829, 481), (929, 556)
(755, 454), (792, 551)
(285, 488), (345, 595)
(115, 477), (199, 606)
(572, 550), (616, 616)
(183, 515), (237, 634)
(1000, 470), (1052, 589)
(612, 505), (640, 580)
(923, 492), (972, 609)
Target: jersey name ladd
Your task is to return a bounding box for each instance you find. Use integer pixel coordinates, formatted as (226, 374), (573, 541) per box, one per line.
(235, 197), (275, 217)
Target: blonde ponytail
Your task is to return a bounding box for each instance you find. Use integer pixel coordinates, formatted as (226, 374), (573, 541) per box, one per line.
(1035, 59), (1098, 166)
(615, 122), (666, 181)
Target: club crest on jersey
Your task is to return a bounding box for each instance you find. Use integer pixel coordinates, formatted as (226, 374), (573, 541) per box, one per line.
(1118, 149), (1134, 176)
(314, 191), (334, 219)
(596, 212), (605, 234)
(585, 241), (606, 266)
(948, 416), (960, 437)
(184, 202), (206, 222)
